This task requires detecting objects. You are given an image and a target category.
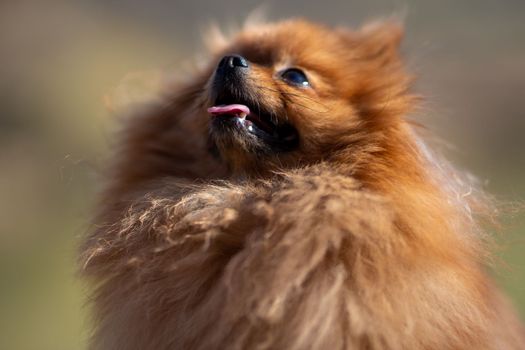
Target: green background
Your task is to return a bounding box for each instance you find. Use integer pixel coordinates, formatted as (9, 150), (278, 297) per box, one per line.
(0, 0), (523, 348)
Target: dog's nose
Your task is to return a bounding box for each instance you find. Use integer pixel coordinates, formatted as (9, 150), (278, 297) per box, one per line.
(217, 55), (249, 70)
(212, 55), (249, 100)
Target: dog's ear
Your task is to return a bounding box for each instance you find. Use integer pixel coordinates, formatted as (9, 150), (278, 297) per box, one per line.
(202, 7), (267, 55)
(337, 20), (413, 122)
(202, 23), (231, 54)
(358, 20), (404, 54)
(337, 20), (404, 62)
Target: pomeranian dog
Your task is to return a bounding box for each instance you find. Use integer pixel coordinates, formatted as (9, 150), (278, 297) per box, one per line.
(81, 19), (525, 349)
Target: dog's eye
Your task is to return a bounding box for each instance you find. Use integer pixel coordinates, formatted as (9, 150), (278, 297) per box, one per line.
(281, 68), (310, 87)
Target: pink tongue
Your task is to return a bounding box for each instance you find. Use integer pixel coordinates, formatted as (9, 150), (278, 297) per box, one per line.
(207, 104), (250, 117)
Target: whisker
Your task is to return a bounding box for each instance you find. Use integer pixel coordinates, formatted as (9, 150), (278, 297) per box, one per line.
(245, 83), (331, 114)
(244, 77), (330, 107)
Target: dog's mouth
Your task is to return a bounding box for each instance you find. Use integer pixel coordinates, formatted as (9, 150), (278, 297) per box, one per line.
(207, 97), (299, 151)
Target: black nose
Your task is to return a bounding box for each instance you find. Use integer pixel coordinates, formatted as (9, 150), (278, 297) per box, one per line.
(212, 55), (249, 101)
(218, 55), (249, 70)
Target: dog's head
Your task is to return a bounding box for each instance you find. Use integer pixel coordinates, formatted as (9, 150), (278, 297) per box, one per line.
(203, 19), (413, 176)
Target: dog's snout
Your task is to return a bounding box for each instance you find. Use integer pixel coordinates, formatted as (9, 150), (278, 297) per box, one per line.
(218, 55), (249, 70)
(213, 55), (249, 99)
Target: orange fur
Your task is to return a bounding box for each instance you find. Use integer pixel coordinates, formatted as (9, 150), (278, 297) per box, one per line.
(81, 19), (525, 349)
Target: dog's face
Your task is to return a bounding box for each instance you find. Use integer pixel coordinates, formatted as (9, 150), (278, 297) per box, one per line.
(205, 20), (411, 175)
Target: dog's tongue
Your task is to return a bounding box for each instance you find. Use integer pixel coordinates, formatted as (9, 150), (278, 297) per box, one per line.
(207, 104), (250, 118)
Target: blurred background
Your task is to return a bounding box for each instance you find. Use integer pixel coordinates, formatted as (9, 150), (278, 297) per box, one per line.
(0, 0), (523, 348)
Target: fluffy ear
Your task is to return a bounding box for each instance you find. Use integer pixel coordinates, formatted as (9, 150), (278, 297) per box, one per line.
(202, 23), (231, 54)
(337, 19), (404, 61)
(242, 6), (268, 30)
(358, 20), (404, 54)
(337, 20), (413, 121)
(202, 7), (267, 55)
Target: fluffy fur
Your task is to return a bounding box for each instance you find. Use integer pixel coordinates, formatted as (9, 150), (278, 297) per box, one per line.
(81, 19), (525, 349)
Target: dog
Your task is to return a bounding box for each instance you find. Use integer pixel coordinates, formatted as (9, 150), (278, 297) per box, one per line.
(81, 18), (525, 349)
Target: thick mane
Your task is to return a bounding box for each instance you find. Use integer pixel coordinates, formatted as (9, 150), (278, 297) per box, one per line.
(81, 18), (525, 350)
